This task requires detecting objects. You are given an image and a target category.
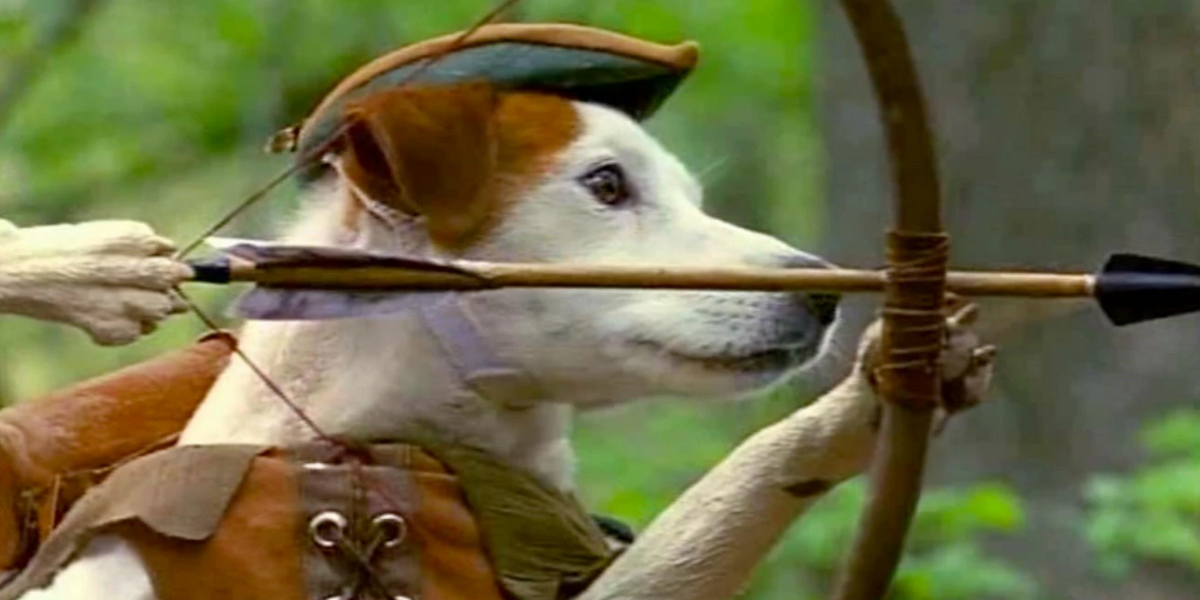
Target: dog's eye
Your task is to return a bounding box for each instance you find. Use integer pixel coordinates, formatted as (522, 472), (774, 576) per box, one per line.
(579, 163), (631, 207)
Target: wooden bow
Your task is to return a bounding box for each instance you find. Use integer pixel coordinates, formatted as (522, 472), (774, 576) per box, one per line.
(175, 2), (952, 597)
(831, 1), (946, 598)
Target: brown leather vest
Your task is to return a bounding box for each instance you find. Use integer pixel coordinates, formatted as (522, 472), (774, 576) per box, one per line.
(121, 443), (506, 600)
(0, 332), (237, 570)
(1, 439), (615, 600)
(0, 334), (614, 600)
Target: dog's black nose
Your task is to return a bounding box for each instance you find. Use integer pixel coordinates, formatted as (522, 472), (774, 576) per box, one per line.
(806, 293), (841, 326)
(778, 253), (840, 326)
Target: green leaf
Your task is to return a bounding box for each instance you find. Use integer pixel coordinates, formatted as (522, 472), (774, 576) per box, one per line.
(1140, 409), (1200, 459)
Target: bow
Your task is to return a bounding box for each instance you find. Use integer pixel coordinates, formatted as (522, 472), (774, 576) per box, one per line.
(173, 1), (1200, 597)
(830, 1), (946, 598)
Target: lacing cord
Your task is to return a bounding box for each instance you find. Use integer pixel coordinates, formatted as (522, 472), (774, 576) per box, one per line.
(309, 507), (409, 600)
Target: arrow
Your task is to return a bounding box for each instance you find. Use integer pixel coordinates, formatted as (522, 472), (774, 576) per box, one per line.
(186, 244), (1200, 327)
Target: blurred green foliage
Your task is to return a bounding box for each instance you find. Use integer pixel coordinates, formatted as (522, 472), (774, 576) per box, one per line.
(1084, 409), (1200, 579)
(0, 0), (822, 398)
(9, 1), (1187, 598)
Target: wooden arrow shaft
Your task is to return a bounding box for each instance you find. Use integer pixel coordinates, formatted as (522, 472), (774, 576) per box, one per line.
(215, 258), (1096, 298)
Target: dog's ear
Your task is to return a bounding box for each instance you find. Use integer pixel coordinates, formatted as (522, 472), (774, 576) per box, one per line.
(340, 83), (501, 250)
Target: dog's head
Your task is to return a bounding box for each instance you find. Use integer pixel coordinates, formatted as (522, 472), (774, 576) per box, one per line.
(327, 82), (839, 406)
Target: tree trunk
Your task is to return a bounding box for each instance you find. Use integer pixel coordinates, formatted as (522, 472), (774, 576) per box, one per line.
(820, 2), (1200, 598)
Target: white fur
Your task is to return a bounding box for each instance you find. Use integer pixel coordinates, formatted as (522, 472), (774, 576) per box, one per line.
(21, 101), (842, 599)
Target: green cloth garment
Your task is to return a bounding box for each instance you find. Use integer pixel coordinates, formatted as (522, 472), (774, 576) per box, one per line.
(414, 437), (614, 600)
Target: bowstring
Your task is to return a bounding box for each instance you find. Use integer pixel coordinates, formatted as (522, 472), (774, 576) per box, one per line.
(170, 0), (528, 544)
(173, 122), (350, 260)
(175, 0), (526, 418)
(403, 0), (525, 83)
(174, 288), (338, 445)
(174, 0), (526, 262)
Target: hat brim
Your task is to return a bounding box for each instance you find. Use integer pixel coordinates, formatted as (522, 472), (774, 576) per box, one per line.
(294, 23), (698, 162)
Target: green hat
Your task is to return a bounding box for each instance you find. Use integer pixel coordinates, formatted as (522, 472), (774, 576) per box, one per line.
(269, 23), (699, 167)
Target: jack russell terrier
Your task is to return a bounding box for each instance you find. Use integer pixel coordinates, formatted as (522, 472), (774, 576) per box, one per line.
(8, 24), (995, 600)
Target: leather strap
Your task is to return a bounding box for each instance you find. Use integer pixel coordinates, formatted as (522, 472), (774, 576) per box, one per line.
(340, 159), (543, 408)
(419, 295), (544, 408)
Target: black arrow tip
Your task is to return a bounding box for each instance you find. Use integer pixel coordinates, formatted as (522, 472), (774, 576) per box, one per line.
(1095, 253), (1200, 326)
(187, 256), (232, 284)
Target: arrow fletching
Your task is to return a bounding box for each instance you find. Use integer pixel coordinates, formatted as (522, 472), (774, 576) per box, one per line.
(188, 245), (1200, 327)
(222, 243), (477, 276)
(1095, 253), (1200, 326)
(235, 287), (455, 321)
(191, 243), (486, 320)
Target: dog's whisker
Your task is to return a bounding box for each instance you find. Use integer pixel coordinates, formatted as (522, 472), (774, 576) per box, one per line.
(695, 156), (732, 185)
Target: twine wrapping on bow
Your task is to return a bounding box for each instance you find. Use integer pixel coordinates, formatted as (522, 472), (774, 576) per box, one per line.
(876, 230), (950, 411)
(166, 0), (949, 597)
(832, 1), (949, 599)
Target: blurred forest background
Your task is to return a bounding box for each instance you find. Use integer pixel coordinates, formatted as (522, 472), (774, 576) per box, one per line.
(1, 1), (1198, 598)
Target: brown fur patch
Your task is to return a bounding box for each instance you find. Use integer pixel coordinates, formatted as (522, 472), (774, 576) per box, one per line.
(339, 82), (579, 251)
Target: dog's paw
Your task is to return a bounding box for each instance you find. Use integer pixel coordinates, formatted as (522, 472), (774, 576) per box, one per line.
(933, 298), (998, 431)
(854, 296), (998, 431)
(0, 220), (192, 345)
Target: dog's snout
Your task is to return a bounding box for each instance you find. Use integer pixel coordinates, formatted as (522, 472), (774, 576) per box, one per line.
(805, 293), (841, 327)
(773, 253), (840, 326)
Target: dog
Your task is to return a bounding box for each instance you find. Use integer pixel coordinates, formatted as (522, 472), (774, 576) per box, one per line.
(181, 82), (842, 483)
(17, 82), (992, 600)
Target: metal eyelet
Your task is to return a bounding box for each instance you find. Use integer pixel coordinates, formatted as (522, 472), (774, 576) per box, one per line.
(309, 511), (348, 548)
(371, 513), (408, 548)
